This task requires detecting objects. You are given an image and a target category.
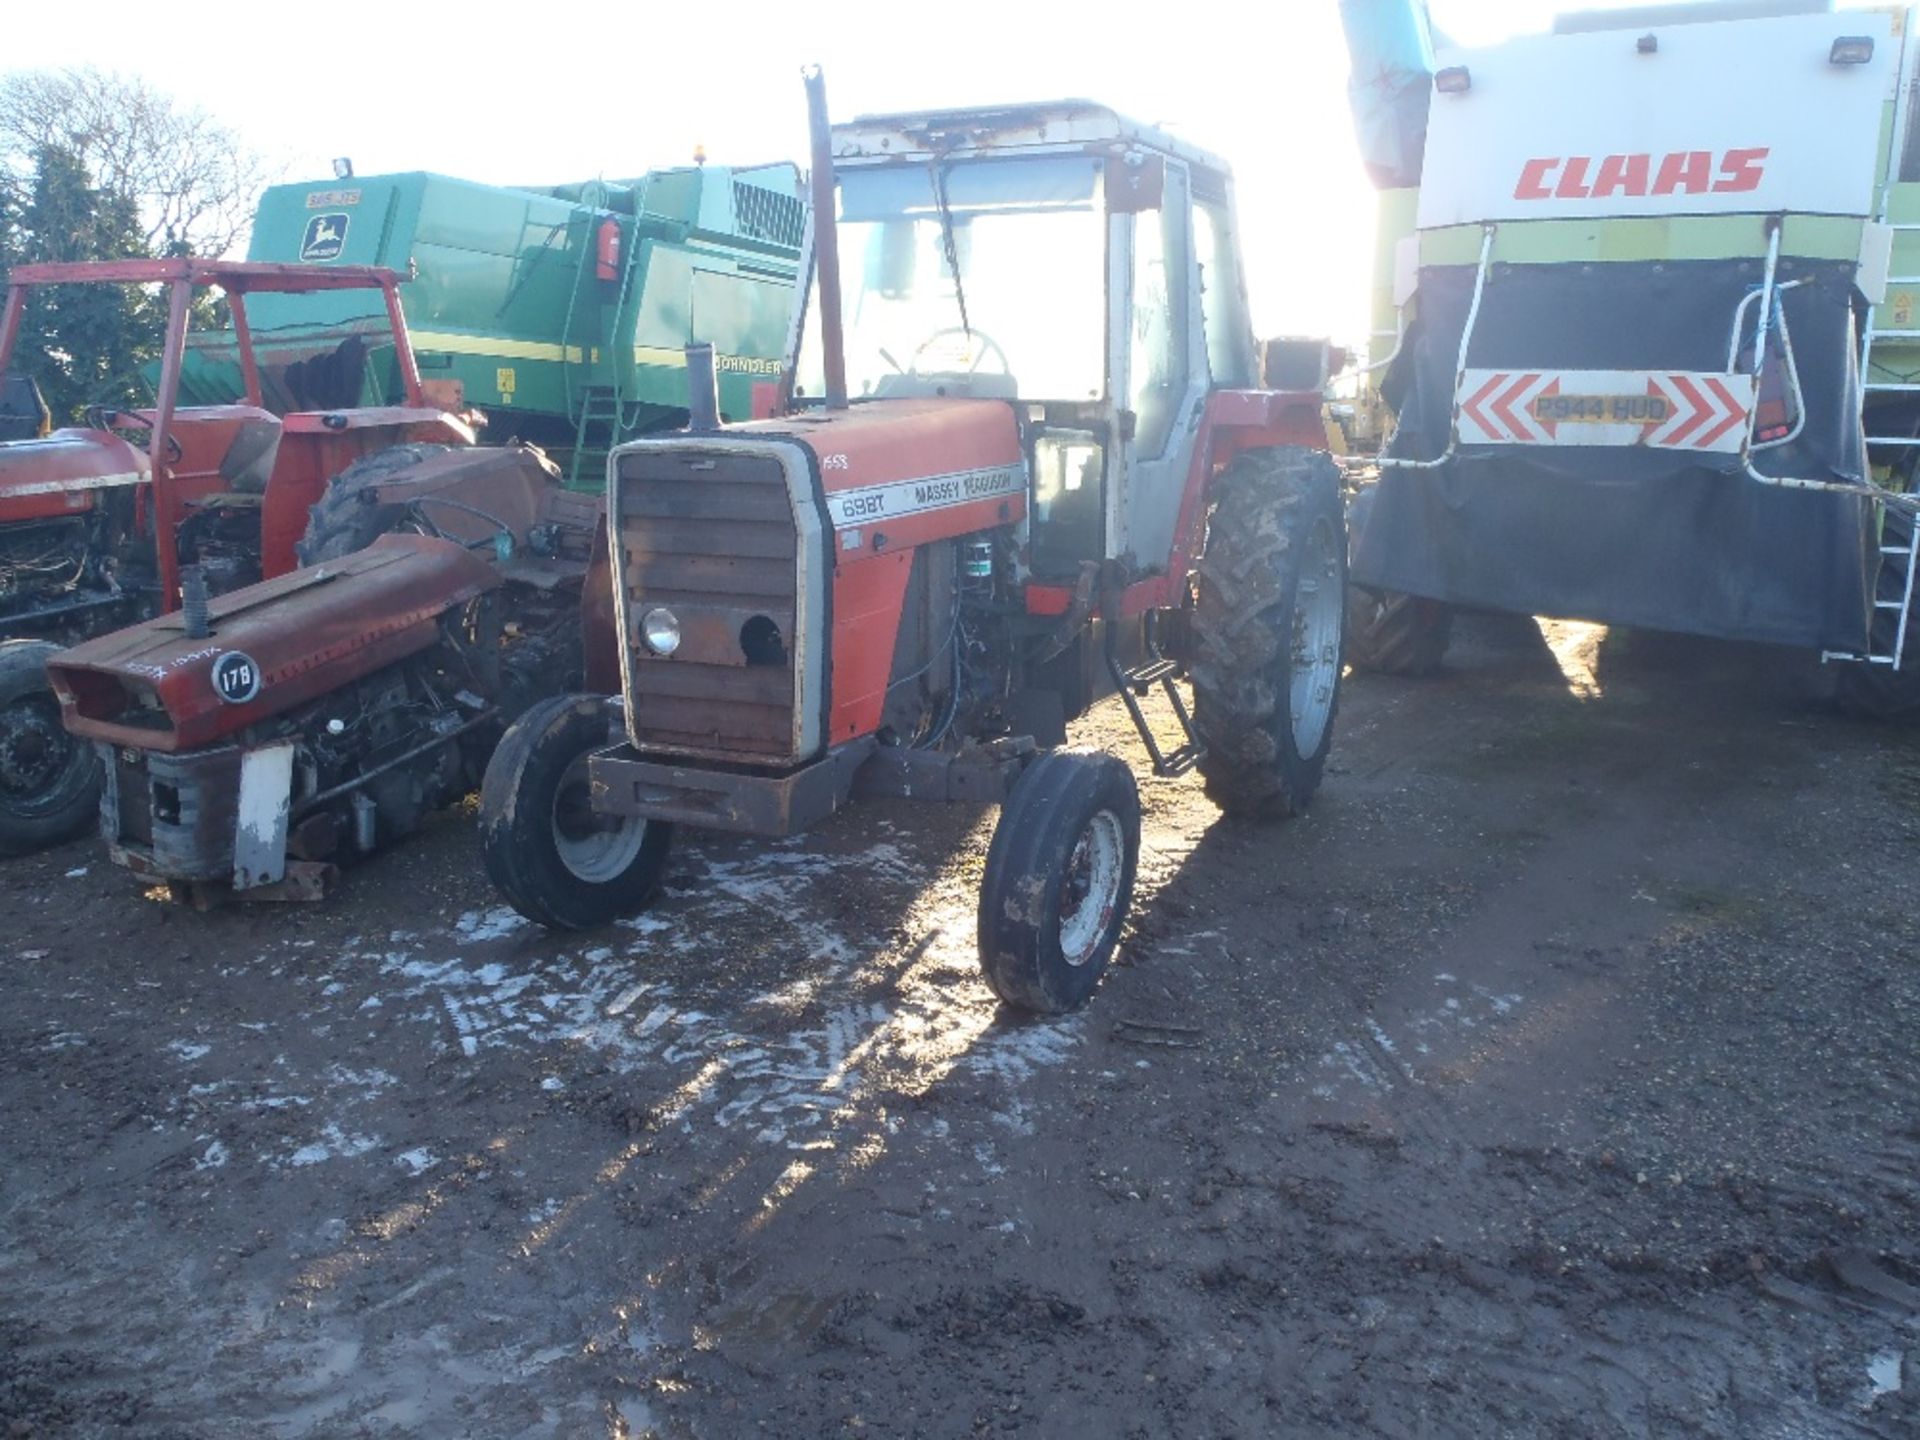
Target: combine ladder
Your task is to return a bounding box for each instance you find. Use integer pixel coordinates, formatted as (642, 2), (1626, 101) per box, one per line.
(568, 385), (626, 488)
(563, 183), (655, 489)
(1853, 226), (1920, 672)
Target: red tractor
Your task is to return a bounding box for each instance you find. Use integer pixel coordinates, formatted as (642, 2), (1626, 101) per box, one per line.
(0, 258), (473, 854)
(477, 76), (1349, 1013)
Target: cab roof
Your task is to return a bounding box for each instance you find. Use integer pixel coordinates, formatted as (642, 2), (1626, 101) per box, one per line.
(833, 100), (1231, 177)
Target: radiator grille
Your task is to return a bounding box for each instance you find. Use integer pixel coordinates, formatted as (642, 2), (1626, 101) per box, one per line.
(733, 181), (806, 250)
(616, 448), (800, 762)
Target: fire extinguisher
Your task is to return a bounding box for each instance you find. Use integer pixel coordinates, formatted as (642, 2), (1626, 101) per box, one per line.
(595, 217), (622, 284)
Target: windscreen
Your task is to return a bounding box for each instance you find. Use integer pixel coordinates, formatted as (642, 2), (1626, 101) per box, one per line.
(797, 154), (1106, 402)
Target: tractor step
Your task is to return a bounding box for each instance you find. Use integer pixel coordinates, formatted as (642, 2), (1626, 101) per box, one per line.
(1126, 658), (1180, 692)
(1105, 625), (1204, 778)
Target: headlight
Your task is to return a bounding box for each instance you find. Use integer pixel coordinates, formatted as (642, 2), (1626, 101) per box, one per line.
(641, 607), (681, 656)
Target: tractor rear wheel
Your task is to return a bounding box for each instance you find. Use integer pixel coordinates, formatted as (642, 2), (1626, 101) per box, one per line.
(1834, 498), (1920, 721)
(977, 749), (1140, 1015)
(1191, 446), (1345, 819)
(296, 443), (454, 565)
(0, 639), (101, 856)
(480, 694), (673, 930)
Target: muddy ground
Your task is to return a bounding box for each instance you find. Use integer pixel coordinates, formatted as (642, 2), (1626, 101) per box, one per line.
(2, 615), (1917, 1439)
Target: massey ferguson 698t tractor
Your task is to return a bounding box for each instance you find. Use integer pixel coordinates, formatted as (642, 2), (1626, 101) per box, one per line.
(477, 74), (1348, 1013)
(0, 259), (475, 855)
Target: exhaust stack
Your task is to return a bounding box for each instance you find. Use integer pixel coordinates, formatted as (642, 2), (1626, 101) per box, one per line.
(181, 565), (210, 639)
(803, 65), (850, 411)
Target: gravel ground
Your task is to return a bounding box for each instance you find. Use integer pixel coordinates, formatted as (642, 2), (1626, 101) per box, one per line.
(1, 613), (1916, 1438)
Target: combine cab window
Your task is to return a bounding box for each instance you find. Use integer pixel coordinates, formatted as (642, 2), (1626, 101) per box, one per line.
(1129, 164), (1191, 458)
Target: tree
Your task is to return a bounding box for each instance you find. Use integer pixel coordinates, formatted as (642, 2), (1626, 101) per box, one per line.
(0, 68), (270, 258)
(7, 143), (165, 422)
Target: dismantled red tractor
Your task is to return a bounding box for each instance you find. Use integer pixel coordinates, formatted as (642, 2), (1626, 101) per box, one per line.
(48, 448), (602, 900)
(0, 259), (473, 854)
(477, 75), (1349, 1013)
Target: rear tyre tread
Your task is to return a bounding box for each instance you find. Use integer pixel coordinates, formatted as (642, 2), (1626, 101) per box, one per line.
(1190, 446), (1345, 819)
(1347, 589), (1454, 677)
(296, 442), (453, 566)
(0, 639), (101, 857)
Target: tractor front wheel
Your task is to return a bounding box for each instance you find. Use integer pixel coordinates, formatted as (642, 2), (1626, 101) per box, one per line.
(977, 749), (1140, 1014)
(479, 695), (673, 929)
(1191, 445), (1346, 818)
(0, 640), (101, 856)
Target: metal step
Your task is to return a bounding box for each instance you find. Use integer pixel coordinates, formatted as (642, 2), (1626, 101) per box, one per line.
(1104, 625), (1204, 779)
(1124, 658), (1180, 692)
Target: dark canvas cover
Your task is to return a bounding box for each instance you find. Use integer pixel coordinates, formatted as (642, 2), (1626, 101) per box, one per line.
(1354, 256), (1877, 652)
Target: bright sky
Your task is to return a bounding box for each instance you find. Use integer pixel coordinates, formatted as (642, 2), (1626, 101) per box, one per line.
(0, 0), (1832, 346)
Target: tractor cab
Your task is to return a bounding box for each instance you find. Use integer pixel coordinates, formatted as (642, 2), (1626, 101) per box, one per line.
(794, 102), (1262, 584)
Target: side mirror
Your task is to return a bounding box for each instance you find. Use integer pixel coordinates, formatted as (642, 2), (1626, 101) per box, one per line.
(1106, 151), (1165, 213)
(1260, 336), (1340, 393)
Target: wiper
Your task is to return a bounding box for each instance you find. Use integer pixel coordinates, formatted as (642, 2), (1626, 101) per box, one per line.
(929, 159), (971, 341)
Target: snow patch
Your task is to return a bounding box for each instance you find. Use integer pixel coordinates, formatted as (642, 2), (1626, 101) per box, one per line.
(286, 1124), (380, 1168)
(454, 908), (526, 943)
(1869, 1350), (1904, 1398)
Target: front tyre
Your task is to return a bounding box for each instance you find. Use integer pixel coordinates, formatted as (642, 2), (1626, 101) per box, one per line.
(0, 640), (102, 857)
(977, 749), (1140, 1014)
(1191, 446), (1346, 818)
(479, 694), (672, 930)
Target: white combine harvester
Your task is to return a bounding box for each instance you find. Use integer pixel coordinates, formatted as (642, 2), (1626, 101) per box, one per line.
(1342, 0), (1920, 715)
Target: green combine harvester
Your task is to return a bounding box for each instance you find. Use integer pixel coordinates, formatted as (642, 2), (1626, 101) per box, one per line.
(178, 163), (804, 484)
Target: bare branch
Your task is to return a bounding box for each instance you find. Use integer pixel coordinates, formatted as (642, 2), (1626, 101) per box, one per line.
(0, 66), (272, 257)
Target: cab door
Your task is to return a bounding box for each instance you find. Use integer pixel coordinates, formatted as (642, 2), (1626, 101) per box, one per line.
(1106, 158), (1209, 573)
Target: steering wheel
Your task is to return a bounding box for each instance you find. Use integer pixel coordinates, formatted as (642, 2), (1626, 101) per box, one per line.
(85, 406), (184, 465)
(909, 327), (1011, 377)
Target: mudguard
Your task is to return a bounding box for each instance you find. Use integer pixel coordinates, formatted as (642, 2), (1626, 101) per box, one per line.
(49, 533), (498, 752)
(0, 429), (150, 523)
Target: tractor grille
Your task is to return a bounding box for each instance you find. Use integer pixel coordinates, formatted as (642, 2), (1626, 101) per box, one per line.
(615, 447), (802, 763)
